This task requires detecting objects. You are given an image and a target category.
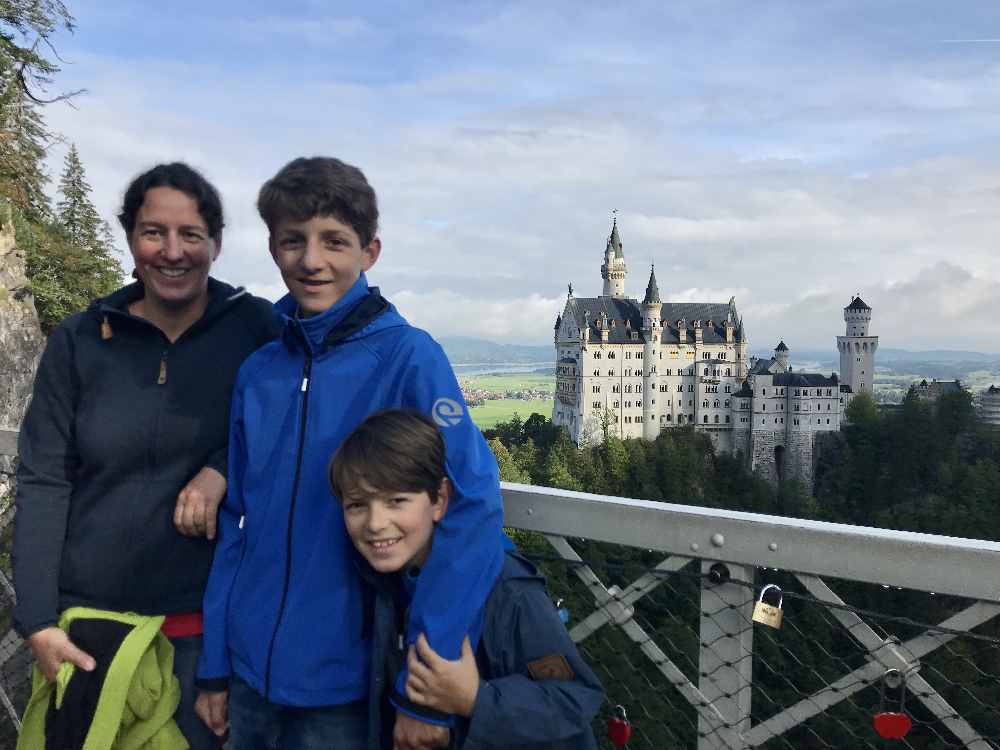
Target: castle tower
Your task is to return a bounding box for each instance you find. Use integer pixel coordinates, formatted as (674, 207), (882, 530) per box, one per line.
(642, 265), (663, 440)
(837, 296), (878, 396)
(600, 217), (628, 298)
(774, 340), (790, 372)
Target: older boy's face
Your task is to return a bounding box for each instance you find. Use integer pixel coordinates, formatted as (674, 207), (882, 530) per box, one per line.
(270, 215), (381, 317)
(342, 484), (447, 573)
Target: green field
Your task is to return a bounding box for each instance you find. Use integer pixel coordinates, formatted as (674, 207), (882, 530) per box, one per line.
(468, 399), (552, 428)
(462, 372), (554, 393)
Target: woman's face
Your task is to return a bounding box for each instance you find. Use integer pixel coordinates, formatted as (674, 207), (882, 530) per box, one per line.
(128, 186), (220, 312)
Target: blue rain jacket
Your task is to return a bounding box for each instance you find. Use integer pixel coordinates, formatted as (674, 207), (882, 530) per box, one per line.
(367, 552), (605, 749)
(197, 274), (505, 709)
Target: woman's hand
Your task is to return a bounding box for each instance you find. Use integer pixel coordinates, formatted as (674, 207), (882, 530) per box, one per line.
(405, 633), (480, 718)
(195, 690), (229, 737)
(28, 627), (95, 682)
(174, 466), (227, 539)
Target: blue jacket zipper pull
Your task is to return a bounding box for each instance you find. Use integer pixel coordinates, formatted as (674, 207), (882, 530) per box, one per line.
(157, 353), (167, 385)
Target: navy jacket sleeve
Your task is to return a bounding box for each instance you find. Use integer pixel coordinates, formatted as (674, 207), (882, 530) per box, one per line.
(393, 333), (505, 722)
(196, 369), (250, 689)
(12, 323), (79, 637)
(460, 584), (605, 749)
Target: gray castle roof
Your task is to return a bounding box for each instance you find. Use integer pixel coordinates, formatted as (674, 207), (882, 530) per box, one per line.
(643, 266), (661, 305)
(607, 219), (623, 259)
(567, 296), (742, 345)
(773, 372), (839, 387)
(846, 296), (871, 311)
(775, 340), (789, 352)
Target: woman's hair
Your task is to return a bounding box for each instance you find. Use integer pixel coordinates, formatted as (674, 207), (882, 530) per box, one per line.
(257, 156), (379, 246)
(329, 410), (446, 503)
(118, 162), (224, 241)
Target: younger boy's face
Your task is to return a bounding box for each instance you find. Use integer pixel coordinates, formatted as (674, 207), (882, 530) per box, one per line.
(342, 483), (448, 573)
(270, 215), (381, 317)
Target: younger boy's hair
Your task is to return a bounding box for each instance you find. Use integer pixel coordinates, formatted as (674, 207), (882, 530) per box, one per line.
(257, 156), (379, 246)
(329, 409), (447, 503)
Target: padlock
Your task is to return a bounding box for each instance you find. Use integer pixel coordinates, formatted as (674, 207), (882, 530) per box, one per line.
(752, 584), (783, 629)
(607, 704), (632, 748)
(555, 598), (570, 625)
(873, 669), (912, 740)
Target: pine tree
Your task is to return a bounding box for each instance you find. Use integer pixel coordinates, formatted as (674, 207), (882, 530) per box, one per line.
(57, 144), (102, 248)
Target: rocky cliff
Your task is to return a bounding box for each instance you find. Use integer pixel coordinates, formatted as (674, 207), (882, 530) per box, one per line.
(0, 205), (44, 492)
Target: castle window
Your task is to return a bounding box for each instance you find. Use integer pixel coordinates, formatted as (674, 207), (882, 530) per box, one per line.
(714, 415), (719, 423)
(720, 352), (727, 360)
(660, 385), (667, 392)
(762, 403), (766, 411)
(775, 418), (778, 424)
(762, 388), (766, 395)
(593, 401), (600, 409)
(725, 415), (730, 423)
(688, 385), (694, 392)
(652, 399), (655, 405)
(827, 419), (830, 424)
(713, 401), (719, 408)
(702, 400), (709, 408)
(665, 369), (672, 376)
(703, 367), (709, 376)
(614, 401), (619, 408)
(725, 368), (731, 376)
(625, 369), (631, 377)
(794, 389), (800, 396)
(724, 400), (730, 408)
(594, 352), (601, 359)
(593, 385), (601, 393)
(625, 416), (630, 423)
(625, 384), (632, 393)
(725, 385), (731, 393)
(625, 351), (631, 359)
(666, 414), (672, 422)
(827, 404), (831, 410)
(632, 332), (639, 341)
(794, 405), (799, 412)
(703, 415), (709, 424)
(637, 385), (642, 393)
(593, 369), (600, 376)
(608, 352), (615, 359)
(608, 370), (614, 376)
(794, 419), (799, 425)
(703, 352), (710, 360)
(677, 385), (683, 392)
(671, 351), (678, 358)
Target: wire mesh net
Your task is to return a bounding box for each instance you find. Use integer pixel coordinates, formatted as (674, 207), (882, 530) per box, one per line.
(510, 530), (1000, 750)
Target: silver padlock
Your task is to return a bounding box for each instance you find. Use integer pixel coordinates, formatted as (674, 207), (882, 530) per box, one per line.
(752, 584), (783, 629)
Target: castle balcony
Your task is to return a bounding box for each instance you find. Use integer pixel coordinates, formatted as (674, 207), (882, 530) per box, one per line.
(2, 431), (1000, 748)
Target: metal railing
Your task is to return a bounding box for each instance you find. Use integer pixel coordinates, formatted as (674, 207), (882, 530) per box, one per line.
(1, 431), (1000, 748)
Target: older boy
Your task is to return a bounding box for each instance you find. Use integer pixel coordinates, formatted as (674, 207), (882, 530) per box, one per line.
(195, 158), (504, 749)
(330, 410), (604, 749)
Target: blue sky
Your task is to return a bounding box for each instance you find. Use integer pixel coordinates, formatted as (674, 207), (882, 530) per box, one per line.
(35, 1), (1000, 351)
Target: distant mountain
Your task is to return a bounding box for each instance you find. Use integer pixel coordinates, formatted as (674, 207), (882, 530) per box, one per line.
(877, 348), (1000, 364)
(438, 336), (552, 365)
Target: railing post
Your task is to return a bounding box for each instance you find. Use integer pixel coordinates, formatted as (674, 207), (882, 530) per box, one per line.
(698, 561), (753, 749)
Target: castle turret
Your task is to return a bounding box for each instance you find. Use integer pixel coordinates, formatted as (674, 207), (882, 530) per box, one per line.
(642, 265), (663, 439)
(774, 340), (789, 372)
(837, 295), (878, 397)
(600, 217), (628, 298)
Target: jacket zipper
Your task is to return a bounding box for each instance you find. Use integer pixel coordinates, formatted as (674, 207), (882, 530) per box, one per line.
(264, 354), (313, 700)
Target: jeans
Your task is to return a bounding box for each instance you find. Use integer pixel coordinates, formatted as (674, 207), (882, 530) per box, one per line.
(171, 635), (225, 750)
(228, 676), (368, 750)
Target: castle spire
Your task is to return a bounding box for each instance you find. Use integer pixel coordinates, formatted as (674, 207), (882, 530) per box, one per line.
(643, 264), (661, 305)
(600, 213), (628, 298)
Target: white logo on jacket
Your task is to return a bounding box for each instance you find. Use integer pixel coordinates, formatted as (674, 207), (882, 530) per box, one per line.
(432, 398), (464, 427)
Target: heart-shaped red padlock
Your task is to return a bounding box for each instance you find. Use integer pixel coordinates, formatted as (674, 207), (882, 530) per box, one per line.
(873, 711), (912, 740)
(607, 705), (632, 748)
(873, 669), (911, 740)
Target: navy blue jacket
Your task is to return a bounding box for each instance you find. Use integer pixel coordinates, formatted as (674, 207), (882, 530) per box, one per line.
(13, 278), (277, 637)
(367, 552), (604, 749)
(198, 274), (505, 710)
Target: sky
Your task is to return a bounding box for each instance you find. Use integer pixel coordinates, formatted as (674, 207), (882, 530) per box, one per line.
(32, 0), (1000, 352)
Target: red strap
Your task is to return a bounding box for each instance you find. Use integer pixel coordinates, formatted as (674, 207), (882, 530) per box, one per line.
(161, 611), (204, 638)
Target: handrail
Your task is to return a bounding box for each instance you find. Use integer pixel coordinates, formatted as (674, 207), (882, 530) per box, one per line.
(502, 481), (1000, 603)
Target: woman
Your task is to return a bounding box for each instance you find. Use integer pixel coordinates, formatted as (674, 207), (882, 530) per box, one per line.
(12, 163), (278, 747)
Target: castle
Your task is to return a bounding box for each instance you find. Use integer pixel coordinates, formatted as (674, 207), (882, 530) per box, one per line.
(552, 219), (877, 484)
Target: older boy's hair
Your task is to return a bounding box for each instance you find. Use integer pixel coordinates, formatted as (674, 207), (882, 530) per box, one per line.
(329, 410), (447, 503)
(257, 157), (379, 246)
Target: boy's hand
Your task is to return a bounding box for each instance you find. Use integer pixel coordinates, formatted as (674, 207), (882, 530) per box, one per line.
(393, 713), (450, 750)
(194, 690), (229, 737)
(405, 634), (480, 718)
(28, 627), (96, 682)
(174, 466), (227, 540)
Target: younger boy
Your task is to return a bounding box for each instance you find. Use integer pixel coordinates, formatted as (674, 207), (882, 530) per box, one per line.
(195, 158), (505, 748)
(330, 409), (605, 749)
